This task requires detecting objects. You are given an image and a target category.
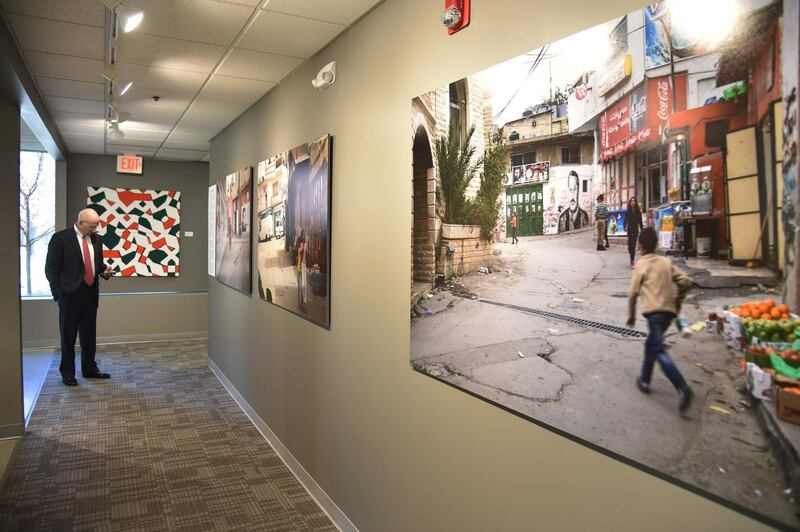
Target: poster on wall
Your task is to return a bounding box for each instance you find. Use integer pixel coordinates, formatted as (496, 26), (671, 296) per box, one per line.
(87, 187), (180, 276)
(214, 166), (252, 294)
(255, 134), (331, 329)
(410, 0), (794, 527)
(208, 184), (216, 277)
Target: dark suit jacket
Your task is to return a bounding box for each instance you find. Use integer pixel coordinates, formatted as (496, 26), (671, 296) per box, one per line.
(45, 227), (106, 306)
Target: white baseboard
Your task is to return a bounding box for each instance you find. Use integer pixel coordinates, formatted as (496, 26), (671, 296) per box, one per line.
(208, 358), (357, 532)
(23, 331), (209, 349)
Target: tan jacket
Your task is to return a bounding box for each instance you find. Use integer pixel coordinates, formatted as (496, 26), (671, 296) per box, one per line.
(628, 253), (691, 319)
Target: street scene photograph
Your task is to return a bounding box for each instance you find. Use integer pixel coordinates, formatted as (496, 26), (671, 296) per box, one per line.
(215, 166), (252, 294)
(256, 134), (331, 328)
(411, 0), (800, 527)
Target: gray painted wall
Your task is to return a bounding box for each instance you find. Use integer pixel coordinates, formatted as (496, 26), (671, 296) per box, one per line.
(66, 153), (209, 293)
(0, 98), (23, 438)
(208, 0), (767, 530)
(23, 293), (208, 349)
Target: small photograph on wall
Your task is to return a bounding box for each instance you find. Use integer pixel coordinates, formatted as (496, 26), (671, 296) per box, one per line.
(87, 187), (180, 276)
(410, 0), (797, 528)
(256, 134), (331, 329)
(215, 166), (252, 294)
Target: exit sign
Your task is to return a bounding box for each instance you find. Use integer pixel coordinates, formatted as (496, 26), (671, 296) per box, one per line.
(117, 154), (143, 174)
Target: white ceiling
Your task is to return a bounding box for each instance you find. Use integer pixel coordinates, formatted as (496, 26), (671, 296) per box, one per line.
(0, 0), (383, 161)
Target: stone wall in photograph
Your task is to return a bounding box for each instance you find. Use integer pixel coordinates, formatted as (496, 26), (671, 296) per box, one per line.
(438, 223), (493, 278)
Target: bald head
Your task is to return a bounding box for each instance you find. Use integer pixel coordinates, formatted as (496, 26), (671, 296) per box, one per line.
(76, 208), (100, 236)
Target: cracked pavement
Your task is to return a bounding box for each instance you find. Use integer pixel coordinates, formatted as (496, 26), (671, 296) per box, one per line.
(411, 228), (798, 528)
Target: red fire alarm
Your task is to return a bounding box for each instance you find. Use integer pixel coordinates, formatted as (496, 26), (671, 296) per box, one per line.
(442, 0), (470, 35)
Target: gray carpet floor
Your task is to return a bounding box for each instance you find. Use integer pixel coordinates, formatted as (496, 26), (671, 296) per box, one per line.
(0, 340), (335, 531)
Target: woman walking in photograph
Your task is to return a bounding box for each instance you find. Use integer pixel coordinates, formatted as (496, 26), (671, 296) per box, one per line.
(624, 197), (644, 268)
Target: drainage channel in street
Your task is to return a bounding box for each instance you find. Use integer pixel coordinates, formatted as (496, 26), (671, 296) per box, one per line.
(461, 295), (648, 338)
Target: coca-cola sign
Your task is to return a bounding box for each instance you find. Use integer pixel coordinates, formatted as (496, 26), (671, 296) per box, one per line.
(599, 75), (673, 161)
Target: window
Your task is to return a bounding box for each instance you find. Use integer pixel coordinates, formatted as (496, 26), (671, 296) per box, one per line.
(582, 179), (588, 193)
(19, 151), (56, 297)
(449, 79), (468, 145)
(561, 145), (581, 164)
(511, 151), (536, 167)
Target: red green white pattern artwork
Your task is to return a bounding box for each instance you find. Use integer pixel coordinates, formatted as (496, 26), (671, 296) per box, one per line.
(87, 187), (181, 276)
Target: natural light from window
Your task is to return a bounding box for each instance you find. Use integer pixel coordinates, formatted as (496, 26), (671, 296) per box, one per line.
(20, 150), (55, 297)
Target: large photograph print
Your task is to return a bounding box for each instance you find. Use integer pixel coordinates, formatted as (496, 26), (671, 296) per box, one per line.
(256, 134), (331, 329)
(215, 166), (252, 294)
(411, 0), (797, 527)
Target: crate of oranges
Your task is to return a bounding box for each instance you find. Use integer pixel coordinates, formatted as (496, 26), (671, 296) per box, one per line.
(728, 299), (791, 320)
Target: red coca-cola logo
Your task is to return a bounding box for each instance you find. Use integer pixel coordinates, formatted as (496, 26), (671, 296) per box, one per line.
(657, 80), (670, 121)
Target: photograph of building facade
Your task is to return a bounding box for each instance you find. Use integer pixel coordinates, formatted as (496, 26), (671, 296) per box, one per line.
(411, 0), (800, 527)
(215, 166), (252, 294)
(256, 134), (331, 329)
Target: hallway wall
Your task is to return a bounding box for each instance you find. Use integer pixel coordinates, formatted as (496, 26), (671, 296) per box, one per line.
(22, 154), (209, 347)
(209, 0), (767, 529)
(0, 98), (23, 438)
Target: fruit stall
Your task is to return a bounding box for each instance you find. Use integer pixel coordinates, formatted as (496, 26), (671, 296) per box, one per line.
(722, 299), (800, 424)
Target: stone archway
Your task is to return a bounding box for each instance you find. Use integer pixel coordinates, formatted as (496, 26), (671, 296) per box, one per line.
(412, 125), (435, 284)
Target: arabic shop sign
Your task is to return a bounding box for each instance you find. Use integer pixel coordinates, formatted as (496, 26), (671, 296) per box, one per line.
(599, 75), (672, 160)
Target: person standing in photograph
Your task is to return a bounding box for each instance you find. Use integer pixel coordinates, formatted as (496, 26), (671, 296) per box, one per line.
(626, 227), (693, 413)
(510, 212), (519, 244)
(624, 197), (644, 268)
(295, 230), (305, 311)
(594, 194), (609, 251)
(45, 208), (114, 386)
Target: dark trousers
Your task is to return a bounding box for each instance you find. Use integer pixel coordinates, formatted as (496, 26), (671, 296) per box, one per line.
(641, 312), (688, 391)
(58, 283), (99, 378)
(511, 227), (518, 244)
(627, 230), (639, 262)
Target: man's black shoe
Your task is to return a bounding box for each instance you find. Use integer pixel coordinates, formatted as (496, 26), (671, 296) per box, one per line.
(83, 372), (111, 379)
(62, 377), (78, 386)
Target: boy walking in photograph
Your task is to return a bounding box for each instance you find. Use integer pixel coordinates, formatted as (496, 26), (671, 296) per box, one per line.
(626, 227), (694, 412)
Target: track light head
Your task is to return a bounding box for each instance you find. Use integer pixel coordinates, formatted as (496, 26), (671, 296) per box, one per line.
(122, 10), (143, 32)
(108, 121), (125, 141)
(119, 80), (133, 96)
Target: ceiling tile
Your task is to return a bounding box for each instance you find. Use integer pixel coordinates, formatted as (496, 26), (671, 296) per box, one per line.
(113, 63), (207, 99)
(61, 133), (104, 155)
(162, 124), (219, 150)
(211, 0), (260, 6)
(8, 14), (104, 59)
(155, 148), (208, 161)
(203, 75), (274, 102)
(183, 96), (251, 127)
(116, 32), (226, 74)
(113, 88), (190, 127)
(263, 0), (383, 26)
(26, 51), (104, 84)
(104, 144), (157, 157)
(54, 115), (106, 135)
(217, 48), (302, 82)
(122, 0), (253, 46)
(237, 11), (342, 58)
(0, 0), (105, 27)
(38, 77), (105, 101)
(45, 96), (106, 117)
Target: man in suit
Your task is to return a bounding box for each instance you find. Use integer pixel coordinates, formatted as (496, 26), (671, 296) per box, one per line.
(45, 208), (113, 386)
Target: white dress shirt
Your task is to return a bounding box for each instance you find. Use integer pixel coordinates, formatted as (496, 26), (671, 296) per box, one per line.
(74, 224), (95, 278)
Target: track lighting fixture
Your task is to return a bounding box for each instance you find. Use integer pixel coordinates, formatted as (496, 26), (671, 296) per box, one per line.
(109, 121), (125, 141)
(101, 0), (144, 33)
